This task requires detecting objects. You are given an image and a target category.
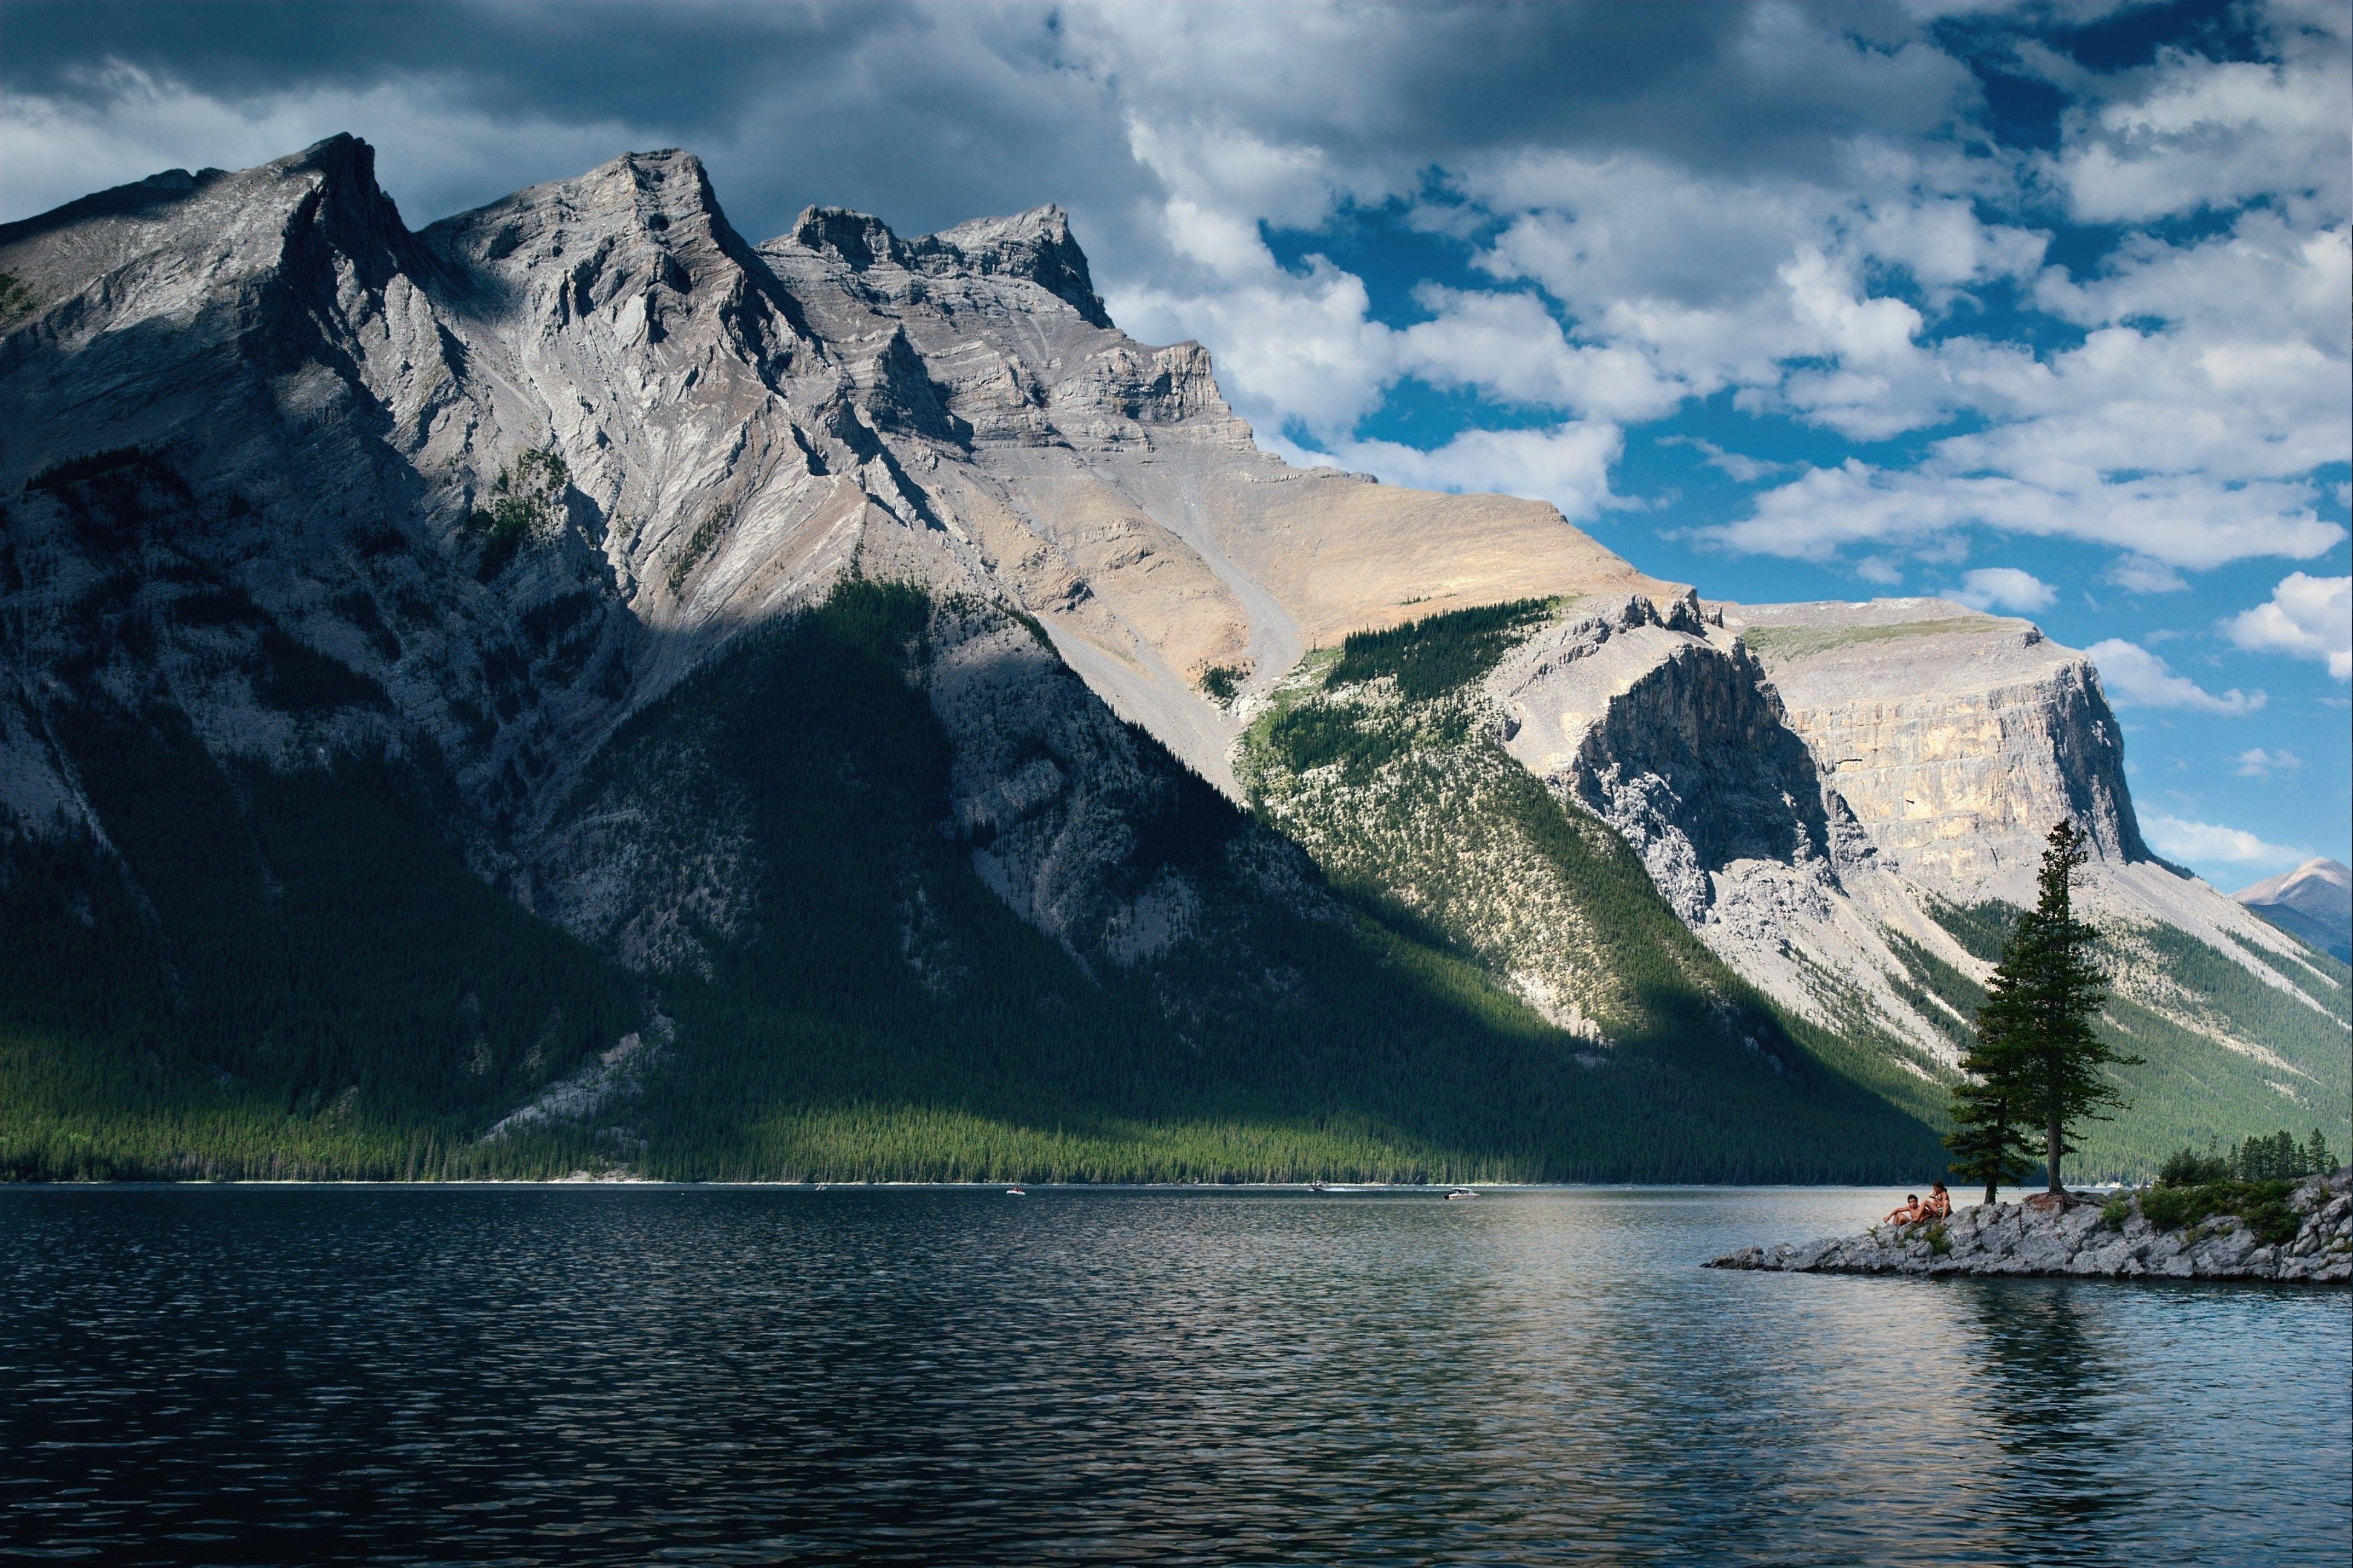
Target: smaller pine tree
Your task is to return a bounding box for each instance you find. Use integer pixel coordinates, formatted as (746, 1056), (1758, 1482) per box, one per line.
(1946, 1070), (2034, 1204)
(2308, 1127), (2338, 1177)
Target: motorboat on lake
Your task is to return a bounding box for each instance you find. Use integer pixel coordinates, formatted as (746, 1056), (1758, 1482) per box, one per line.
(1445, 1187), (1478, 1200)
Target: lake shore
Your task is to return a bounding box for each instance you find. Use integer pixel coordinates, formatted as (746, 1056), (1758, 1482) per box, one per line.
(1709, 1169), (2352, 1283)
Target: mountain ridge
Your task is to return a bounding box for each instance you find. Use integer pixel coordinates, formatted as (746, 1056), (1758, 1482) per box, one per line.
(2234, 859), (2353, 962)
(1, 136), (2342, 1180)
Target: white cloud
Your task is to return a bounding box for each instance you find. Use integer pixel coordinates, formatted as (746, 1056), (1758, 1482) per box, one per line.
(1948, 567), (2055, 613)
(2050, 41), (2352, 226)
(2224, 572), (2353, 678)
(2088, 639), (2265, 714)
(1394, 288), (1689, 422)
(2034, 212), (2349, 358)
(1714, 461), (2342, 570)
(1282, 421), (1625, 522)
(2234, 747), (2303, 777)
(2141, 810), (2311, 868)
(2106, 556), (2188, 594)
(1662, 436), (1790, 484)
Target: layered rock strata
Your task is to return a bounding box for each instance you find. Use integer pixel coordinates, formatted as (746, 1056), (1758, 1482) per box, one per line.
(1, 136), (2342, 1163)
(1488, 592), (2345, 1071)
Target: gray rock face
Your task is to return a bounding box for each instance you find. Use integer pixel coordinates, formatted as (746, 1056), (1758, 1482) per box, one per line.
(1709, 1170), (2353, 1283)
(0, 135), (2339, 1140)
(1489, 594), (1856, 923)
(0, 134), (1675, 980)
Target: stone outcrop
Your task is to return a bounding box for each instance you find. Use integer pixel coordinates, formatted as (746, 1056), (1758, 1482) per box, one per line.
(1720, 599), (2151, 895)
(1489, 593), (1858, 923)
(1708, 1170), (2352, 1283)
(1475, 593), (2349, 1075)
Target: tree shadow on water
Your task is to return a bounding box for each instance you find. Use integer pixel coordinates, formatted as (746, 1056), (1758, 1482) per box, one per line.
(1957, 1280), (2131, 1544)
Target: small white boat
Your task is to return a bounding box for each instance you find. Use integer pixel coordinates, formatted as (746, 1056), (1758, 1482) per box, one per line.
(1445, 1187), (1478, 1200)
(1005, 1186), (1027, 1196)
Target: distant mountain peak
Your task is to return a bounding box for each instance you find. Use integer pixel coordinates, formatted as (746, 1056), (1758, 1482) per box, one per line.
(2234, 858), (2353, 961)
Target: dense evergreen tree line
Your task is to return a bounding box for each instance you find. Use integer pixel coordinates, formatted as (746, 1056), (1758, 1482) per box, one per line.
(5, 582), (1946, 1183)
(6, 577), (2339, 1185)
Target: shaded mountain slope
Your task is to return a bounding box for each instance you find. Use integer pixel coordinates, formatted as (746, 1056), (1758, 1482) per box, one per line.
(2235, 859), (2352, 962)
(0, 137), (2340, 1180)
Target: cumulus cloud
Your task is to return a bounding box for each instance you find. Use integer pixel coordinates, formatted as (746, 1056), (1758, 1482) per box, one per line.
(1714, 461), (2342, 570)
(2106, 556), (2188, 594)
(1282, 421), (1625, 522)
(2088, 640), (2265, 714)
(2224, 572), (2353, 678)
(2234, 747), (2303, 777)
(1393, 287), (1688, 423)
(1661, 437), (1790, 484)
(2049, 25), (2353, 226)
(1948, 567), (2055, 613)
(1, 0), (2345, 599)
(2140, 811), (2311, 869)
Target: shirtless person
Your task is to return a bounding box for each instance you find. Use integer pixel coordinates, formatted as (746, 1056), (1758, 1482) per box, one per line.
(1883, 1182), (1951, 1228)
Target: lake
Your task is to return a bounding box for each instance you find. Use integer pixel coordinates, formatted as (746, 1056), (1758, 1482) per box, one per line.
(3, 1185), (2346, 1566)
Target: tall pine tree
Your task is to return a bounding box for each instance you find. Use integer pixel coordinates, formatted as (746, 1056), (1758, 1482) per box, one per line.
(1954, 821), (2136, 1197)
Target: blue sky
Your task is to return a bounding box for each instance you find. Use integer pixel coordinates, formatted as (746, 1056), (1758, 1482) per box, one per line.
(4, 0), (2346, 886)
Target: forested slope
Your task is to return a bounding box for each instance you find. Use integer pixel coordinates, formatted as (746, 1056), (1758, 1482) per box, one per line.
(2, 583), (1947, 1182)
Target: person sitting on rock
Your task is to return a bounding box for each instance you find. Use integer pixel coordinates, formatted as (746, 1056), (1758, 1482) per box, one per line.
(1919, 1181), (1951, 1222)
(1883, 1194), (1922, 1225)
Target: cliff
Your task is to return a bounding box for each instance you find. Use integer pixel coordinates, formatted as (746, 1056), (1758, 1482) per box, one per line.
(0, 137), (2343, 1179)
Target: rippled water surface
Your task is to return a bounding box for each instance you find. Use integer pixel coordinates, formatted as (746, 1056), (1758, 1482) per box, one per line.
(3, 1185), (2346, 1566)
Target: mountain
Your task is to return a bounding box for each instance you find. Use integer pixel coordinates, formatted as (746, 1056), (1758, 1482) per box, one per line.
(2235, 860), (2353, 962)
(1, 137), (2343, 1182)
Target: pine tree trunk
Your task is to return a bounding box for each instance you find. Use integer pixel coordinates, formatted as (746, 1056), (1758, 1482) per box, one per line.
(2046, 1116), (2063, 1194)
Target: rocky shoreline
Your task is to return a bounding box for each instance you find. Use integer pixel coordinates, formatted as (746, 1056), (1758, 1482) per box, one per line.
(1709, 1170), (2351, 1283)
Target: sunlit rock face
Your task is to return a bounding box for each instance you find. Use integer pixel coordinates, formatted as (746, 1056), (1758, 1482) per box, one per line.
(0, 135), (2335, 1117)
(0, 134), (1666, 972)
(1471, 588), (2333, 1073)
(1723, 599), (2150, 895)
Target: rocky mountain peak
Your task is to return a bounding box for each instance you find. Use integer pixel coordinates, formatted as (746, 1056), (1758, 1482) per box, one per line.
(786, 204), (908, 269)
(924, 204), (1111, 328)
(2234, 858), (2353, 960)
(5, 138), (2335, 1183)
(777, 200), (1112, 328)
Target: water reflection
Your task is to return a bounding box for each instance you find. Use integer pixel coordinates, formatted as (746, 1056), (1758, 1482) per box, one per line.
(0, 1186), (2343, 1567)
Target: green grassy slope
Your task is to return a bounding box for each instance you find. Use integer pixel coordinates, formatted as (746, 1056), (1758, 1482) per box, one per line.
(2, 583), (1950, 1182)
(588, 584), (1948, 1182)
(1231, 603), (1949, 1176)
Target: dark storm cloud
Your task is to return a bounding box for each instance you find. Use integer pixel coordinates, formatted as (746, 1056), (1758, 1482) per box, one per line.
(1, 0), (1980, 246)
